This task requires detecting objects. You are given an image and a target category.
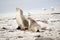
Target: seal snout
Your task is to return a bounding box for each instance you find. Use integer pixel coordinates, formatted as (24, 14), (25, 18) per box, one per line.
(16, 8), (20, 11)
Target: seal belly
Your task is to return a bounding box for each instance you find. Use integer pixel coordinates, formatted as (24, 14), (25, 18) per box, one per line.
(16, 13), (23, 26)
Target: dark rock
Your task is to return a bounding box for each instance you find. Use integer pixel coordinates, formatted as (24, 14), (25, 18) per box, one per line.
(9, 30), (14, 32)
(41, 27), (47, 30)
(35, 37), (54, 40)
(35, 35), (41, 37)
(58, 33), (60, 35)
(2, 27), (7, 30)
(17, 36), (23, 38)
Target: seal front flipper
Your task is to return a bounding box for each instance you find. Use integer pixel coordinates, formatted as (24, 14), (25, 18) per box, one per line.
(17, 26), (21, 30)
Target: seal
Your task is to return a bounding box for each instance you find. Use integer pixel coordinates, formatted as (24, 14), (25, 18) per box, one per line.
(16, 8), (28, 30)
(16, 7), (44, 32)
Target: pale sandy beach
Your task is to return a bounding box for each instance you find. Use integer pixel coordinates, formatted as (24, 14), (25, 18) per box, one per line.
(0, 13), (60, 40)
(0, 0), (60, 40)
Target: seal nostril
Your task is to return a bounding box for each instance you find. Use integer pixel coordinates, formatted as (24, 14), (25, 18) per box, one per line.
(37, 30), (39, 32)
